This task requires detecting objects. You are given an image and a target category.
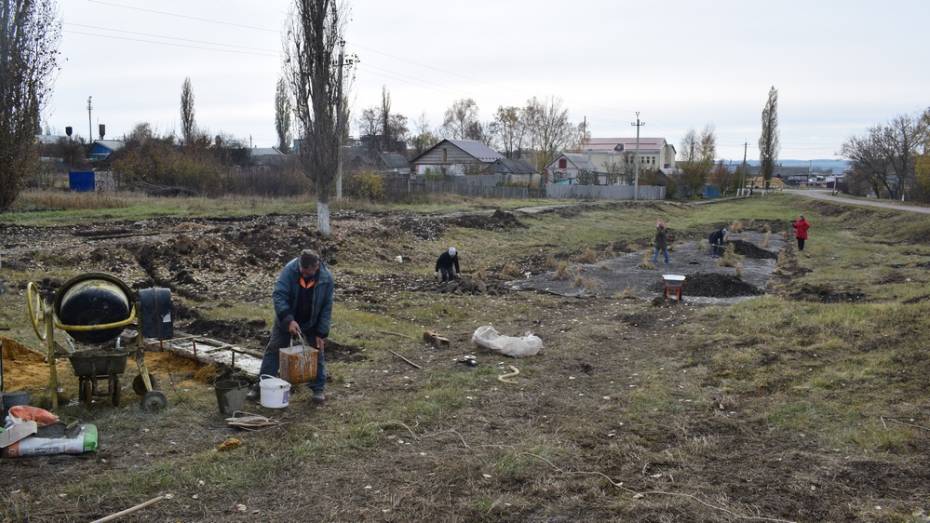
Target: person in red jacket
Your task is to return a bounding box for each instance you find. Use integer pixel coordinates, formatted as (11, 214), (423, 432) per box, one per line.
(792, 215), (810, 251)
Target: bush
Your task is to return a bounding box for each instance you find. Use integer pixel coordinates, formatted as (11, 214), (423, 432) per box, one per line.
(344, 170), (385, 201)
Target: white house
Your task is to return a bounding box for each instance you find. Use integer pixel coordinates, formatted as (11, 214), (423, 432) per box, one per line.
(578, 137), (677, 176)
(546, 153), (604, 184)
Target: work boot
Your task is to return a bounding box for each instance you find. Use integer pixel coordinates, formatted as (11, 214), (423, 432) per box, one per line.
(246, 384), (260, 402)
(312, 390), (326, 404)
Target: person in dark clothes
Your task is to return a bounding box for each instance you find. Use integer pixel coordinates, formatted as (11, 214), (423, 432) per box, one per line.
(792, 215), (810, 251)
(651, 220), (670, 265)
(248, 249), (334, 403)
(708, 227), (728, 257)
(435, 247), (460, 282)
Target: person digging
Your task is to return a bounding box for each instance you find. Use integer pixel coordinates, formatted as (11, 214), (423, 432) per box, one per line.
(651, 220), (670, 266)
(435, 247), (460, 282)
(792, 214), (810, 252)
(708, 226), (728, 257)
(248, 249), (334, 403)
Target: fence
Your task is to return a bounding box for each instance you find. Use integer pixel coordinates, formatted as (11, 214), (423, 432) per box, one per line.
(545, 184), (665, 200)
(381, 175), (664, 201)
(383, 175), (545, 200)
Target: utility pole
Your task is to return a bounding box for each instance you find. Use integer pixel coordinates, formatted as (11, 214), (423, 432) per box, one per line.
(87, 96), (93, 143)
(335, 39), (346, 201)
(631, 112), (645, 200)
(741, 141), (748, 196)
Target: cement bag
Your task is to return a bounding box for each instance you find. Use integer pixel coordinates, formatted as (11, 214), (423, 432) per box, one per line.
(471, 325), (542, 358)
(2, 424), (98, 457)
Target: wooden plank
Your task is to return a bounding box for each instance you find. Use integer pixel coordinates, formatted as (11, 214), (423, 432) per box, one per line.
(158, 336), (263, 377)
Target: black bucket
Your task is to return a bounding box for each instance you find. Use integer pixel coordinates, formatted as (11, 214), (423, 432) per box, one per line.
(1, 390), (31, 420)
(214, 380), (249, 415)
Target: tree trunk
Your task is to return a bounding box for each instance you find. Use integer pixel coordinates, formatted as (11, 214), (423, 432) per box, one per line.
(317, 199), (331, 237)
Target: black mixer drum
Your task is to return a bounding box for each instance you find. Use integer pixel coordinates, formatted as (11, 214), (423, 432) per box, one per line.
(57, 277), (132, 345)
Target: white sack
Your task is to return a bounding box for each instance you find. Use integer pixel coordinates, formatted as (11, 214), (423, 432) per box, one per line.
(471, 325), (542, 358)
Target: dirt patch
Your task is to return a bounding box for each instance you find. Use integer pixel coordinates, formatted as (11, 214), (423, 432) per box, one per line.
(325, 340), (367, 362)
(680, 273), (763, 298)
(448, 209), (525, 231)
(419, 276), (508, 296)
(726, 239), (777, 260)
(385, 214), (446, 241)
(183, 318), (269, 345)
(618, 312), (659, 328)
(790, 283), (867, 303)
(902, 294), (930, 304)
(876, 271), (908, 284)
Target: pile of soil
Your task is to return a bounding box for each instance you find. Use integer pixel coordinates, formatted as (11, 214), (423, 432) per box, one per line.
(386, 215), (446, 241)
(448, 209), (525, 231)
(726, 240), (777, 260)
(424, 276), (507, 295)
(790, 283), (866, 303)
(681, 273), (763, 298)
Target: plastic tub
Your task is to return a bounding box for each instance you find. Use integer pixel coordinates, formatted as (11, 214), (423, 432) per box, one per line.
(259, 375), (291, 409)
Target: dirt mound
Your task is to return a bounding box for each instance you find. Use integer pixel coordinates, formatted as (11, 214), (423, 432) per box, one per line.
(682, 273), (763, 298)
(421, 276), (507, 295)
(448, 209), (525, 231)
(726, 240), (777, 260)
(386, 215), (446, 241)
(790, 283), (866, 303)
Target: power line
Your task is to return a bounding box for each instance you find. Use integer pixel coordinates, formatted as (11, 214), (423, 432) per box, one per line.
(63, 29), (278, 57)
(86, 0), (279, 33)
(65, 22), (280, 54)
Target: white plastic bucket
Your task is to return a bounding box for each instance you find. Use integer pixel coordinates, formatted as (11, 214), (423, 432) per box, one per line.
(259, 374), (291, 409)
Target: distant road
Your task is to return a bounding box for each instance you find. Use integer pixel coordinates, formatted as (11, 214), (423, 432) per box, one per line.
(787, 189), (930, 215)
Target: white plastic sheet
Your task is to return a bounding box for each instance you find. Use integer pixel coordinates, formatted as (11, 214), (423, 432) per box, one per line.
(471, 325), (543, 358)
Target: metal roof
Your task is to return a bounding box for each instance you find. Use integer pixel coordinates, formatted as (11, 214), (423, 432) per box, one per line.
(93, 140), (125, 151)
(445, 139), (504, 162)
(380, 152), (410, 170)
(494, 158), (537, 174)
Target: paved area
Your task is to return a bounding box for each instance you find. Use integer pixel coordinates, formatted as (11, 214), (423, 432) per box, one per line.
(788, 189), (930, 215)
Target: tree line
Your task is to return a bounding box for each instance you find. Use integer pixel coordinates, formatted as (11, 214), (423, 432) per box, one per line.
(841, 109), (930, 201)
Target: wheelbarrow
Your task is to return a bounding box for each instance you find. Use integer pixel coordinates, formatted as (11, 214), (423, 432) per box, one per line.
(69, 350), (129, 407)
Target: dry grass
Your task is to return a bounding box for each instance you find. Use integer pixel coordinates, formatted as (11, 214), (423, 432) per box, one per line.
(499, 262), (522, 278)
(544, 256), (560, 270)
(717, 243), (742, 268)
(762, 230), (772, 248)
(639, 252), (655, 270)
(575, 247), (598, 264)
(554, 261), (570, 280)
(14, 190), (134, 211)
(574, 275), (599, 290)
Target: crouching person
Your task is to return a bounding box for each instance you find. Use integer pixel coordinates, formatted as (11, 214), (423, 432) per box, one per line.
(249, 249), (334, 403)
(436, 247), (460, 282)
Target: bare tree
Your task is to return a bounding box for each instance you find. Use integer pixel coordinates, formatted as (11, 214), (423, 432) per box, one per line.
(0, 0), (60, 211)
(441, 98), (481, 140)
(379, 85), (391, 151)
(410, 113), (436, 155)
(180, 76), (196, 146)
(842, 113), (927, 200)
(492, 106), (525, 158)
(758, 86), (779, 189)
(358, 107), (378, 138)
(679, 129), (699, 163)
(274, 76), (292, 153)
(284, 0), (349, 236)
(699, 125), (716, 164)
(524, 96), (574, 174)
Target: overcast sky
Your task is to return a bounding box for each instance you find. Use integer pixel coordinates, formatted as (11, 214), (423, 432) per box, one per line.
(50, 0), (929, 160)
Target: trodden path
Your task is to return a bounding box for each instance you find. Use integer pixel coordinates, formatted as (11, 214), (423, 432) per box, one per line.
(787, 189), (930, 215)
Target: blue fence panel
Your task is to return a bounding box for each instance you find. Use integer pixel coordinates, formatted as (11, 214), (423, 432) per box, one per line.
(69, 171), (95, 192)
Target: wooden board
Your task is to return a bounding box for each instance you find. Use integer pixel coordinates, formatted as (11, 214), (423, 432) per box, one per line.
(150, 334), (263, 377)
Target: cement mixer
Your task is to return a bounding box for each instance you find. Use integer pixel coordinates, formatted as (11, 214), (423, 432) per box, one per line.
(26, 273), (172, 412)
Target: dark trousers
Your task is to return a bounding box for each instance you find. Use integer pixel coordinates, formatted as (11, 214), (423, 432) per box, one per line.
(258, 325), (326, 392)
(711, 243), (724, 257)
(440, 267), (456, 282)
(797, 238), (805, 251)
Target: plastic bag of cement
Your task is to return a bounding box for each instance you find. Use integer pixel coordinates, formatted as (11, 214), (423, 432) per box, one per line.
(471, 325), (542, 358)
(1, 424), (97, 457)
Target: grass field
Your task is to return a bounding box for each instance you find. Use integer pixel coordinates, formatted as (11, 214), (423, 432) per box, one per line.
(2, 192), (929, 522)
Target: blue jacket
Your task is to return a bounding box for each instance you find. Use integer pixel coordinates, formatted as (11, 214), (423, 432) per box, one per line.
(272, 257), (334, 338)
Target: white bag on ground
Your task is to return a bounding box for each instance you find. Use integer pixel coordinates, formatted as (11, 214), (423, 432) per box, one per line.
(471, 325), (543, 357)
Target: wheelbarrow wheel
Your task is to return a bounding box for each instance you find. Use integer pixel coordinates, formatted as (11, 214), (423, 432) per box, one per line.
(141, 390), (167, 412)
(132, 374), (159, 396)
(110, 375), (120, 406)
(80, 378), (93, 407)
